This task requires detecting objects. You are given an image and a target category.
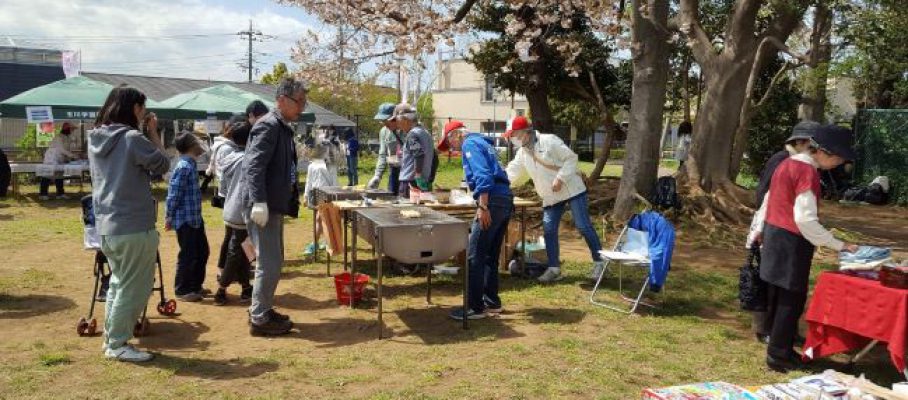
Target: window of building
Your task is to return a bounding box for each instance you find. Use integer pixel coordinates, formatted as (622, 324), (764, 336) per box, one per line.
(515, 109), (525, 116)
(481, 120), (507, 133)
(483, 77), (495, 102)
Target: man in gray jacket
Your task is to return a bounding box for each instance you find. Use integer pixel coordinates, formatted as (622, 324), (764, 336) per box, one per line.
(238, 77), (307, 336)
(394, 103), (435, 198)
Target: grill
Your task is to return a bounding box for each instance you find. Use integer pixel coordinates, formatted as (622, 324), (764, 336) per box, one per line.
(354, 207), (468, 264)
(313, 186), (396, 206)
(350, 206), (471, 338)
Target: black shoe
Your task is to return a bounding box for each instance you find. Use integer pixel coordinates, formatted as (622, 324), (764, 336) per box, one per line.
(214, 289), (227, 306)
(249, 310), (293, 336)
(240, 286), (252, 304)
(766, 354), (805, 373)
(270, 308), (290, 322)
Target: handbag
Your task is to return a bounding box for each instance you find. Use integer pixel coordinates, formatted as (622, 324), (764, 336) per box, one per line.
(738, 246), (768, 311)
(210, 194), (225, 208)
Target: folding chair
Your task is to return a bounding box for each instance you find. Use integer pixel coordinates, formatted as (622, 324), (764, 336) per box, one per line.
(589, 224), (655, 314)
(590, 194), (673, 314)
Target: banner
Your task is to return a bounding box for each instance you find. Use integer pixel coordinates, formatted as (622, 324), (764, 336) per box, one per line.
(26, 106), (54, 124)
(62, 50), (81, 78)
(36, 123), (55, 148)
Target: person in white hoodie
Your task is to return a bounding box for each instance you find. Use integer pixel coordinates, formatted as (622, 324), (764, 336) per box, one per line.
(40, 122), (79, 200)
(302, 141), (339, 255)
(504, 116), (604, 283)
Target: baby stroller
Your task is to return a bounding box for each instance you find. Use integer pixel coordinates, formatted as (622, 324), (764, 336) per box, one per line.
(76, 195), (177, 337)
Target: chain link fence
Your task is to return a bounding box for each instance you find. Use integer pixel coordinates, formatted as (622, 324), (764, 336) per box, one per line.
(853, 109), (908, 205)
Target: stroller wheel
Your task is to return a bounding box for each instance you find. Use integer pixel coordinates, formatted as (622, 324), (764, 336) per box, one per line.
(77, 317), (89, 336)
(158, 299), (177, 316)
(133, 317), (150, 337)
(87, 318), (98, 335)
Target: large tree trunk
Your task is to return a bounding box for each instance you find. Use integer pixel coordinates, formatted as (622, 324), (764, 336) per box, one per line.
(687, 56), (754, 191)
(613, 0), (671, 221)
(589, 110), (618, 180)
(525, 42), (554, 132)
(798, 3), (833, 122)
(678, 0), (808, 223)
(682, 55), (692, 123)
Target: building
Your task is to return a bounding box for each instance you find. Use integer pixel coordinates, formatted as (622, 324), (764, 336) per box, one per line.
(431, 58), (528, 135)
(0, 44), (64, 102)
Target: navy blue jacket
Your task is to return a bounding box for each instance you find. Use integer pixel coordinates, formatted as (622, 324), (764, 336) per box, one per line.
(461, 133), (511, 199)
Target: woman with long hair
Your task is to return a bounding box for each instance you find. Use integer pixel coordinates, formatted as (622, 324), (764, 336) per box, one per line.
(88, 86), (170, 362)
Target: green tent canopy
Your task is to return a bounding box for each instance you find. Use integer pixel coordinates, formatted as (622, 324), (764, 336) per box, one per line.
(0, 76), (162, 120)
(152, 84), (315, 122)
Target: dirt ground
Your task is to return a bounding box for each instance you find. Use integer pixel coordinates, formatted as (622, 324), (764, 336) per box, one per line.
(1, 190), (906, 399)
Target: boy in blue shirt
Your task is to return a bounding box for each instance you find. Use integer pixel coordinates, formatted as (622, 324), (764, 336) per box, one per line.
(438, 120), (513, 320)
(166, 133), (210, 302)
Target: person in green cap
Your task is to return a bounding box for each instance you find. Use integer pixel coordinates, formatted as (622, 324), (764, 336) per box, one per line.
(366, 102), (402, 195)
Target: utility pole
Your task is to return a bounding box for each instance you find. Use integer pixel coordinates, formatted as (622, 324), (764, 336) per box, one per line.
(237, 20), (270, 83)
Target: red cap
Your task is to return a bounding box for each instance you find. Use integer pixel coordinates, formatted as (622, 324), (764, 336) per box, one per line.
(504, 116), (530, 138)
(437, 120), (465, 152)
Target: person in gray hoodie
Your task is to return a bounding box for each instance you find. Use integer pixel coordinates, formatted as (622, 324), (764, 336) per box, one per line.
(88, 86), (170, 362)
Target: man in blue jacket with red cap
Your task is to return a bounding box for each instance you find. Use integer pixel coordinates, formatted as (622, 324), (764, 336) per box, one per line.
(438, 120), (513, 321)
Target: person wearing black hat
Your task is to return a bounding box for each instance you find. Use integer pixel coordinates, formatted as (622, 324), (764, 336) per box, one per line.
(749, 124), (860, 372)
(746, 120), (820, 346)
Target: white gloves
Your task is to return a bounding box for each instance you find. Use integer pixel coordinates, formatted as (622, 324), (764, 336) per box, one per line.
(250, 202), (269, 227)
(367, 176), (381, 189)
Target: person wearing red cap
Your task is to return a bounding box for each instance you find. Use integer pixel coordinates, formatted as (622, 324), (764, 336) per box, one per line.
(40, 122), (80, 200)
(503, 116), (604, 283)
(439, 120), (513, 320)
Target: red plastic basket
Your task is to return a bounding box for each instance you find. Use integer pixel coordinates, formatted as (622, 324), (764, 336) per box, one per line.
(333, 272), (370, 305)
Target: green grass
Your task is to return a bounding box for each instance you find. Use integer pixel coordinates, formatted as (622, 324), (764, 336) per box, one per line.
(1, 156), (904, 399)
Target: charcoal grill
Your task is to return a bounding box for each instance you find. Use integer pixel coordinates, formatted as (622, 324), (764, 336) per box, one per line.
(313, 186), (396, 205)
(310, 186), (395, 273)
(351, 206), (470, 337)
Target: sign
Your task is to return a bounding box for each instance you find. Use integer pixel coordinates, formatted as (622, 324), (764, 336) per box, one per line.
(65, 111), (97, 119)
(36, 123), (55, 148)
(26, 106), (54, 124)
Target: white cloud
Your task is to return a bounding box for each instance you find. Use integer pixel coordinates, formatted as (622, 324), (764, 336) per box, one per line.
(0, 0), (315, 81)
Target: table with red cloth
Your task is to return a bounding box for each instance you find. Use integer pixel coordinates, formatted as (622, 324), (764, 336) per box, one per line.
(803, 271), (908, 377)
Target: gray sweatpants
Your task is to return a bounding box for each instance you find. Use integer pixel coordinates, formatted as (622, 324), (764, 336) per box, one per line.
(246, 212), (285, 324)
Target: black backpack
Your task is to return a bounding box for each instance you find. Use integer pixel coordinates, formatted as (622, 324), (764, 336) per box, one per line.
(864, 183), (888, 205)
(650, 176), (680, 209)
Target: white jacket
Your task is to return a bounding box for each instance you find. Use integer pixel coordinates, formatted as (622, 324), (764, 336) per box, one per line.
(43, 134), (77, 165)
(505, 132), (586, 207)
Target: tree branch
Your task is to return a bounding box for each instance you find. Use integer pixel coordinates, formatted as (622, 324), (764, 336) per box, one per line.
(755, 62), (798, 107)
(678, 0), (716, 65)
(588, 70), (608, 112)
(726, 0), (761, 54)
(764, 36), (810, 64)
(451, 0), (478, 23)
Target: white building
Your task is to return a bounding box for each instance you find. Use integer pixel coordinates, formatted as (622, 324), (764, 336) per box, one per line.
(431, 58), (528, 135)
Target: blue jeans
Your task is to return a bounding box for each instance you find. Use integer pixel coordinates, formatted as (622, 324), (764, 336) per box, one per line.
(542, 192), (603, 269)
(346, 154), (358, 185)
(467, 194), (513, 312)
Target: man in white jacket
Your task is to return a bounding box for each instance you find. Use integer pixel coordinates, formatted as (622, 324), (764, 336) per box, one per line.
(504, 116), (604, 283)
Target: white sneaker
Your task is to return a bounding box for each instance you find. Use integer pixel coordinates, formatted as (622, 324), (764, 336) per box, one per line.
(590, 261), (606, 280)
(39, 195), (50, 201)
(105, 345), (154, 362)
(56, 195), (70, 200)
(537, 268), (563, 283)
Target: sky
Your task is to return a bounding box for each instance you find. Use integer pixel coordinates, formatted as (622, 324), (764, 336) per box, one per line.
(1, 0), (324, 82)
